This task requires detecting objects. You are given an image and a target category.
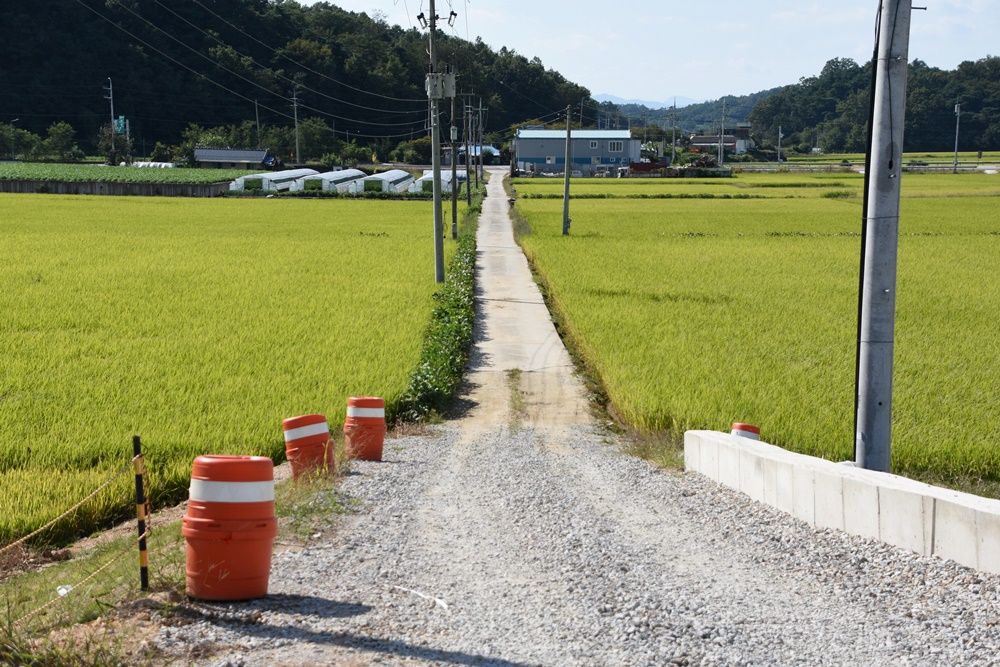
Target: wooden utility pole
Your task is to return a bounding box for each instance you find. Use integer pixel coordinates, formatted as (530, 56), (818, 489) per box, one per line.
(855, 0), (912, 472)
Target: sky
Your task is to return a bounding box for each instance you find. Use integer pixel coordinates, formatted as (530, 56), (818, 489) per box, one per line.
(303, 1), (997, 106)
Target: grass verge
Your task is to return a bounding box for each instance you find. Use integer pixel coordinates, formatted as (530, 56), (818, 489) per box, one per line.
(394, 185), (483, 422)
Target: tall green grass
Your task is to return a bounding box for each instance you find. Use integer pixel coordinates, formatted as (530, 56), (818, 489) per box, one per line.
(515, 178), (1000, 490)
(0, 195), (455, 543)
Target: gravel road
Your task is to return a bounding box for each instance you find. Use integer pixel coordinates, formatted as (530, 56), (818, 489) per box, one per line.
(160, 169), (1000, 666)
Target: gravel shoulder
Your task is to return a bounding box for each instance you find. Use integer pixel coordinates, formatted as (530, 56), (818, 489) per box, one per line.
(160, 169), (1000, 666)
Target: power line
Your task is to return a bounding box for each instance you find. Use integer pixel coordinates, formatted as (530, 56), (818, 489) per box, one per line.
(69, 0), (294, 122)
(151, 0), (426, 117)
(188, 0), (426, 104)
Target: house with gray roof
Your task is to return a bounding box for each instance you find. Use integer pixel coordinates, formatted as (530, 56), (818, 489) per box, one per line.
(513, 129), (640, 176)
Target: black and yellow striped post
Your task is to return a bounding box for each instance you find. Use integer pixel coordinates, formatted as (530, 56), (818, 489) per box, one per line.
(133, 435), (149, 591)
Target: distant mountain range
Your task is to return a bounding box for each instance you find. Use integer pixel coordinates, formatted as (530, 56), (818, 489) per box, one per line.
(594, 94), (703, 110)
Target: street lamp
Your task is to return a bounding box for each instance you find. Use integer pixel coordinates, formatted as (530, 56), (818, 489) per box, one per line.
(9, 119), (18, 161)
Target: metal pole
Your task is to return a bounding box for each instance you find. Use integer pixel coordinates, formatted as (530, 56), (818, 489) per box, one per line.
(953, 103), (961, 173)
(855, 0), (912, 472)
(562, 106), (571, 235)
(451, 94), (458, 240)
(132, 435), (149, 591)
(429, 0), (445, 284)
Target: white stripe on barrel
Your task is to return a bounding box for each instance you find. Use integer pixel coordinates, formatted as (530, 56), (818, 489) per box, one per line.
(731, 423), (761, 440)
(346, 406), (385, 418)
(189, 479), (275, 503)
(283, 421), (330, 442)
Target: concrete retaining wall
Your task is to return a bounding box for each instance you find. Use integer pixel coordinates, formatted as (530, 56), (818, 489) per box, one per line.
(0, 179), (229, 197)
(684, 430), (1000, 575)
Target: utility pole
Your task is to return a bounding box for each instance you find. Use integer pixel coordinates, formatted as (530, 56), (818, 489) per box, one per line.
(563, 106), (571, 235)
(477, 98), (484, 182)
(292, 90), (301, 166)
(855, 0), (912, 473)
(777, 125), (782, 165)
(426, 0), (445, 284)
(472, 101), (479, 189)
(451, 93), (458, 240)
(719, 97), (726, 165)
(9, 119), (18, 160)
(953, 102), (961, 173)
(464, 98), (471, 205)
(255, 100), (261, 149)
(671, 98), (677, 164)
(105, 78), (115, 130)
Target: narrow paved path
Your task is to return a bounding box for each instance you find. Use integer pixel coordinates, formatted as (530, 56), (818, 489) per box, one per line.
(163, 168), (1000, 667)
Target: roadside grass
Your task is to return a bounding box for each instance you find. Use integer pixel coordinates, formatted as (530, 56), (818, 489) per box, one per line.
(505, 368), (528, 431)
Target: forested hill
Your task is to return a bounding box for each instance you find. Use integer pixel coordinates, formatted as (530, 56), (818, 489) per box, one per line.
(0, 0), (592, 154)
(748, 57), (1000, 152)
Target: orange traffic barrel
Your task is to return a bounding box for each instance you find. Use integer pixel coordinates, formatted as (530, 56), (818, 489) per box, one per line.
(344, 397), (386, 461)
(182, 455), (278, 600)
(731, 423), (761, 440)
(282, 414), (332, 479)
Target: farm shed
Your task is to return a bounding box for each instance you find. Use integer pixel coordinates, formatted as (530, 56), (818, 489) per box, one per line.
(229, 168), (318, 192)
(349, 169), (415, 193)
(513, 129), (640, 176)
(289, 169), (367, 193)
(195, 148), (275, 170)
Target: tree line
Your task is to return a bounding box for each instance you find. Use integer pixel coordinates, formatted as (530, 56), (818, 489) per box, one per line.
(748, 56), (1000, 154)
(2, 1), (995, 163)
(0, 0), (592, 162)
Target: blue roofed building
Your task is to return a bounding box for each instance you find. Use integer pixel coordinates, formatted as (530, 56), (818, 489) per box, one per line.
(513, 129), (640, 176)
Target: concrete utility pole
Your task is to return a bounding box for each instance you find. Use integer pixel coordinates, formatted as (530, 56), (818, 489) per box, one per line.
(9, 119), (18, 160)
(427, 0), (445, 284)
(777, 125), (782, 164)
(464, 99), (472, 205)
(105, 78), (115, 130)
(255, 100), (261, 149)
(563, 106), (571, 235)
(953, 102), (961, 173)
(719, 97), (726, 165)
(671, 98), (677, 164)
(477, 98), (485, 182)
(855, 0), (912, 472)
(292, 91), (301, 165)
(451, 94), (458, 240)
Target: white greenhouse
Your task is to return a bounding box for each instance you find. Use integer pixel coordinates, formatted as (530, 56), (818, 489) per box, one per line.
(229, 168), (318, 193)
(289, 169), (367, 193)
(348, 169), (414, 193)
(407, 172), (463, 194)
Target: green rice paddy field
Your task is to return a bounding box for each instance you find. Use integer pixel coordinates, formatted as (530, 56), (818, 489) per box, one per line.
(0, 195), (450, 543)
(513, 171), (1000, 492)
